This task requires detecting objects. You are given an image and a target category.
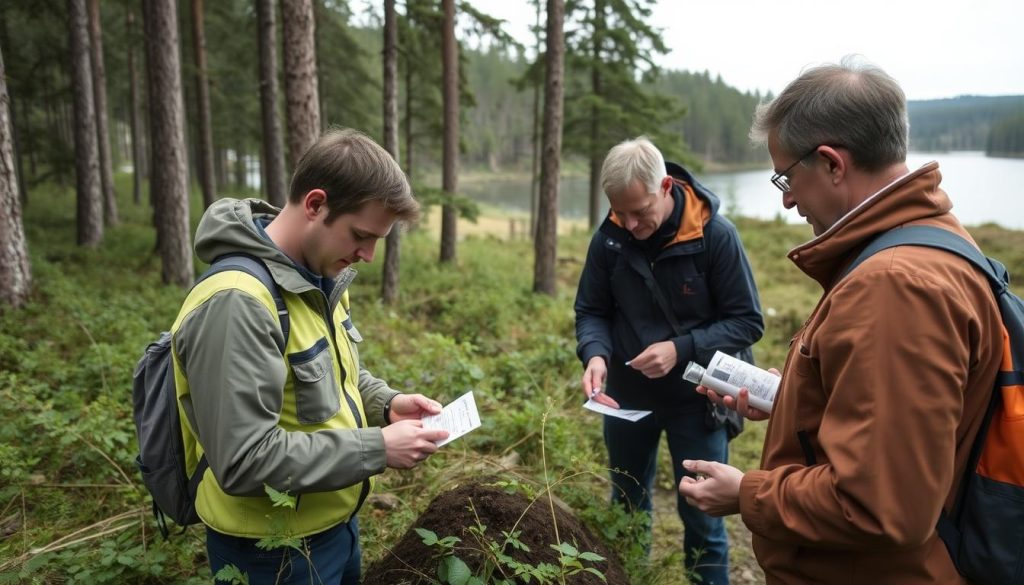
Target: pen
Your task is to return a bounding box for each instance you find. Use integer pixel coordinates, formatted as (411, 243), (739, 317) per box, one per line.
(625, 360), (632, 366)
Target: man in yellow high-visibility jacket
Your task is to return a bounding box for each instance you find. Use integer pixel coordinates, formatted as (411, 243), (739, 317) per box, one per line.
(172, 128), (448, 584)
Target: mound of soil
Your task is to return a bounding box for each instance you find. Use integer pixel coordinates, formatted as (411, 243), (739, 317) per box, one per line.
(363, 481), (630, 585)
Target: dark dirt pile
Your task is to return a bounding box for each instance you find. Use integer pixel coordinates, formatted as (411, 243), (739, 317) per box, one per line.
(363, 481), (630, 585)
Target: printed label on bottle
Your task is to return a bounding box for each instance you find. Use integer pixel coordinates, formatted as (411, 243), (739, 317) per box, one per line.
(706, 351), (779, 404)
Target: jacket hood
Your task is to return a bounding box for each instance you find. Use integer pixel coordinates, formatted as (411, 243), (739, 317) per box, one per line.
(195, 198), (288, 264)
(194, 198), (354, 294)
(666, 161), (721, 218)
(788, 162), (955, 288)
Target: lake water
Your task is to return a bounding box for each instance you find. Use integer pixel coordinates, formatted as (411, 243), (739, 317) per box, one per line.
(459, 151), (1024, 230)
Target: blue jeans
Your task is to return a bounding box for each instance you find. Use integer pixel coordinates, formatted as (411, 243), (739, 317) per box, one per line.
(206, 518), (360, 584)
(605, 409), (730, 585)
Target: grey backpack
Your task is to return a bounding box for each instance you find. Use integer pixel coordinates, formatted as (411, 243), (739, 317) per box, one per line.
(131, 255), (289, 538)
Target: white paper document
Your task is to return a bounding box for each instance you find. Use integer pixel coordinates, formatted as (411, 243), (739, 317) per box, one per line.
(421, 391), (482, 447)
(583, 399), (652, 422)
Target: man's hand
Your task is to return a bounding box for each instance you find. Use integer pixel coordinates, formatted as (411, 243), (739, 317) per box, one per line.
(582, 356), (619, 408)
(628, 341), (677, 378)
(387, 393), (443, 423)
(380, 420), (449, 469)
(677, 459), (744, 516)
(695, 367), (778, 421)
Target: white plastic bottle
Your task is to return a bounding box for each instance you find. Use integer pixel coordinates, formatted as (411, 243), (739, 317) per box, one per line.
(682, 350), (779, 413)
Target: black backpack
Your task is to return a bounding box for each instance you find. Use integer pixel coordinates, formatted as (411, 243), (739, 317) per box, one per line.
(131, 254), (290, 538)
(841, 225), (1024, 585)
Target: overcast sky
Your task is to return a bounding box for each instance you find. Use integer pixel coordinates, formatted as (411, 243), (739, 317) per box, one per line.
(460, 0), (1024, 101)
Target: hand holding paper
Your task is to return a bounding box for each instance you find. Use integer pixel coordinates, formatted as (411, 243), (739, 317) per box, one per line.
(421, 391), (482, 447)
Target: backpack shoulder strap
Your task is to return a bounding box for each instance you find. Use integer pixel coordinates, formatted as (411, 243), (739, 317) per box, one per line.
(839, 225), (1008, 293)
(198, 254), (291, 352)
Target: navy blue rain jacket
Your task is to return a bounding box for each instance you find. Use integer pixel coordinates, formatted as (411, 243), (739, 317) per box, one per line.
(574, 162), (764, 412)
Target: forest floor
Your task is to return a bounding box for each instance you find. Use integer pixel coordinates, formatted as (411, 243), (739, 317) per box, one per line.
(363, 481), (632, 585)
(360, 476), (765, 585)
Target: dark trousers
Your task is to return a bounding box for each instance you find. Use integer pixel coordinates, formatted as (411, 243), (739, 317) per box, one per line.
(206, 517), (360, 584)
(604, 409), (730, 585)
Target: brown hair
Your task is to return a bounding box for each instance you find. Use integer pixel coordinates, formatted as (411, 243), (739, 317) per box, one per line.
(289, 127), (419, 223)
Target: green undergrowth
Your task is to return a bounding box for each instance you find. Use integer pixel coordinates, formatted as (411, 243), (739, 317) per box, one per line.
(1, 178), (1021, 584)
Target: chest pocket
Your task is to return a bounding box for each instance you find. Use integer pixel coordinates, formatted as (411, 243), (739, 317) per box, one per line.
(666, 254), (712, 317)
(288, 337), (341, 424)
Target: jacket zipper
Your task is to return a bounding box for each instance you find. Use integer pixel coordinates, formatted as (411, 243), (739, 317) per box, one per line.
(316, 288), (372, 517)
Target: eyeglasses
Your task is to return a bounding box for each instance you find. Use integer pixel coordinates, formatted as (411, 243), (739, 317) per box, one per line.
(770, 146), (820, 192)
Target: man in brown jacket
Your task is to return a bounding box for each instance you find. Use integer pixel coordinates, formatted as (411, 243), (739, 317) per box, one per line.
(677, 56), (1004, 584)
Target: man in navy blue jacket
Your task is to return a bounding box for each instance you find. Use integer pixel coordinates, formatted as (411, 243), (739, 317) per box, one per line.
(575, 136), (763, 585)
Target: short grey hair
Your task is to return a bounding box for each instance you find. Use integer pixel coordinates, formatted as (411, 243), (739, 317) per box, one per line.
(600, 136), (666, 198)
(750, 55), (908, 172)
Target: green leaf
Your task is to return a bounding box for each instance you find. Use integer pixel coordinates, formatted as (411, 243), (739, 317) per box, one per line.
(416, 527), (439, 546)
(438, 535), (461, 548)
(439, 556), (472, 585)
(578, 551), (606, 562)
(255, 535), (302, 552)
(214, 564), (249, 585)
(24, 553), (50, 573)
(116, 554), (135, 566)
(550, 542), (578, 556)
(263, 485), (297, 509)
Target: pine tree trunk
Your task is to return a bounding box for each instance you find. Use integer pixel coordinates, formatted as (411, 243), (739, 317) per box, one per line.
(281, 0), (320, 170)
(439, 0), (458, 263)
(68, 0), (103, 246)
(529, 0), (542, 240)
(216, 147), (227, 189)
(381, 0), (401, 304)
(127, 7), (144, 205)
(191, 0), (215, 209)
(588, 146), (600, 225)
(144, 0), (193, 287)
(404, 61), (413, 179)
(587, 0), (604, 229)
(256, 0), (286, 207)
(0, 44), (32, 310)
(114, 118), (127, 164)
(533, 0), (565, 296)
(234, 140), (247, 189)
(88, 0), (118, 226)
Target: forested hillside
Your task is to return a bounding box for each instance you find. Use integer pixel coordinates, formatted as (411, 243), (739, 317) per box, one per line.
(987, 113), (1024, 157)
(908, 95), (1024, 153)
(654, 70), (767, 167)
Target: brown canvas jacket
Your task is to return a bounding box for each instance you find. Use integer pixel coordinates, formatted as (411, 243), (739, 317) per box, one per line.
(740, 162), (1003, 584)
